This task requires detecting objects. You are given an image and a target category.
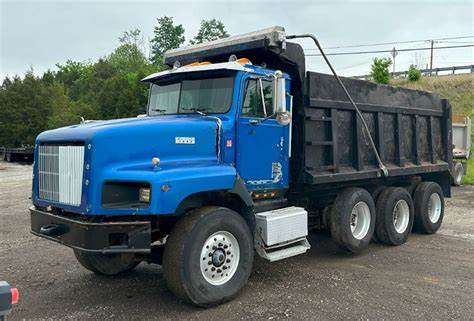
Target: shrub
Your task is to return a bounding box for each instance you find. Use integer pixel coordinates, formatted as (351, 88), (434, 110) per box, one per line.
(369, 57), (392, 84)
(408, 65), (422, 82)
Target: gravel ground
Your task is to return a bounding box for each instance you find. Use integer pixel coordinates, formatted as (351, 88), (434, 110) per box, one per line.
(0, 161), (473, 320)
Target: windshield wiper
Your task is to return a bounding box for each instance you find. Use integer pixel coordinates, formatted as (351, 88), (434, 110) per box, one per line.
(151, 108), (167, 113)
(181, 107), (207, 116)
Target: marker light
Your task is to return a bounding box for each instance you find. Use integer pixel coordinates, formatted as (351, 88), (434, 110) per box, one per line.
(236, 58), (252, 65)
(10, 288), (19, 305)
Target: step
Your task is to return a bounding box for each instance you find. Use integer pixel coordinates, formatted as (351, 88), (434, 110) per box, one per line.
(257, 237), (310, 262)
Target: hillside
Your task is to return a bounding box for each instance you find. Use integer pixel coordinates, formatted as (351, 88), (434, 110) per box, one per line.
(391, 73), (473, 120)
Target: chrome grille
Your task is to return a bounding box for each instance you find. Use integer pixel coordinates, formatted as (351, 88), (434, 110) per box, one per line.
(38, 145), (85, 206)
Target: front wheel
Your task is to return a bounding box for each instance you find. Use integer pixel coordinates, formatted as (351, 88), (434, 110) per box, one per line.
(163, 206), (254, 307)
(73, 250), (139, 276)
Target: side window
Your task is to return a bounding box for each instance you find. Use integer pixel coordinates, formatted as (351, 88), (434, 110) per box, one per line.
(241, 79), (273, 118)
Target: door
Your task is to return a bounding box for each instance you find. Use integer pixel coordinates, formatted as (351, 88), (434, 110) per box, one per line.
(236, 77), (289, 191)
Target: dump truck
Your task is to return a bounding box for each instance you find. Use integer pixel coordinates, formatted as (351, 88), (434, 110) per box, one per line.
(451, 115), (471, 185)
(30, 26), (452, 307)
(1, 146), (34, 163)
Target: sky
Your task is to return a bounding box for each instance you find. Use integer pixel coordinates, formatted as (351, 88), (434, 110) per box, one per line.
(1, 0), (473, 80)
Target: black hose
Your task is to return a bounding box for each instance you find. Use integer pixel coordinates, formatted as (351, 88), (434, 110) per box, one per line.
(286, 34), (388, 177)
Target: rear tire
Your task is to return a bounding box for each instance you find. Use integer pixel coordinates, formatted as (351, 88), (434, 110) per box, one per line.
(375, 187), (414, 245)
(73, 250), (139, 276)
(330, 188), (375, 253)
(451, 162), (464, 186)
(413, 182), (444, 234)
(163, 206), (254, 307)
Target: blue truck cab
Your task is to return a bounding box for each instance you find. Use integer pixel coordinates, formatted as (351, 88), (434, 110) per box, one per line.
(33, 61), (291, 217)
(30, 26), (452, 307)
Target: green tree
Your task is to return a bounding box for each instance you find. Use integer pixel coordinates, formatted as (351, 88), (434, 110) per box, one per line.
(190, 19), (229, 45)
(150, 16), (185, 65)
(369, 57), (392, 84)
(407, 64), (422, 82)
(0, 27), (159, 148)
(0, 72), (51, 147)
(109, 29), (148, 73)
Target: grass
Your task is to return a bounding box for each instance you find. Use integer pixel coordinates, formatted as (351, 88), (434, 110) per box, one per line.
(392, 74), (474, 184)
(462, 158), (474, 185)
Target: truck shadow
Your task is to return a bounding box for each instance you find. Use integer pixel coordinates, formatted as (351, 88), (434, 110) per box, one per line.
(53, 230), (388, 315)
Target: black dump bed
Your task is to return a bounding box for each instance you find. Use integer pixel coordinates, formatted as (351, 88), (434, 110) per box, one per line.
(296, 72), (452, 185)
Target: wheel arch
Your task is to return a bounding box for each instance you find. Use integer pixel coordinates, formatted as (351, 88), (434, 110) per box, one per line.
(174, 176), (255, 229)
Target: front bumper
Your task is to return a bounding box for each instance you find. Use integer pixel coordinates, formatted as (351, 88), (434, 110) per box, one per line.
(30, 206), (151, 254)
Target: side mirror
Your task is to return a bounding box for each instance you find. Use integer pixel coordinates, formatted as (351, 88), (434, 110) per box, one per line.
(273, 70), (291, 125)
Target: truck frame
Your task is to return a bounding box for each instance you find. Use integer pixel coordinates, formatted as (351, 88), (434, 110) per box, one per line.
(29, 26), (452, 307)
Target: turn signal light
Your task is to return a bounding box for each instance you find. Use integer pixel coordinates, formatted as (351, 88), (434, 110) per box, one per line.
(139, 187), (151, 203)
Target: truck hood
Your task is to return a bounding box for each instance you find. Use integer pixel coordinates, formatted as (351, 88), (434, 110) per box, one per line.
(36, 115), (219, 167)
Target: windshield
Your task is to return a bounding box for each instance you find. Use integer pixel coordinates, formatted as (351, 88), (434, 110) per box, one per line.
(148, 76), (234, 115)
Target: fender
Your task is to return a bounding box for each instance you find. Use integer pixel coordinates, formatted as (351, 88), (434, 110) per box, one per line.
(86, 161), (240, 215)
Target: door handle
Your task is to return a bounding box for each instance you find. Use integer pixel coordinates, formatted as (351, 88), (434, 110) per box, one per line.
(249, 119), (259, 125)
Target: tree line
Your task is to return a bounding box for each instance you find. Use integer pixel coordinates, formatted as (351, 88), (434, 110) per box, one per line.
(0, 17), (229, 147)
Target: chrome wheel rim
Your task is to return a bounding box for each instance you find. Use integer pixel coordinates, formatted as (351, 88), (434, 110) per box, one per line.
(200, 231), (240, 286)
(428, 193), (442, 223)
(393, 199), (410, 233)
(350, 201), (371, 240)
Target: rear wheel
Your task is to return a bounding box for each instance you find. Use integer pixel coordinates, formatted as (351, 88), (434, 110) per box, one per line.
(413, 182), (444, 234)
(163, 206), (253, 307)
(375, 187), (414, 245)
(451, 162), (464, 186)
(73, 250), (139, 276)
(330, 188), (375, 253)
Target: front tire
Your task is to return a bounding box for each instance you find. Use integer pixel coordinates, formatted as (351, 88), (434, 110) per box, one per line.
(375, 187), (414, 245)
(330, 188), (375, 253)
(163, 206), (254, 307)
(413, 182), (444, 234)
(73, 250), (139, 276)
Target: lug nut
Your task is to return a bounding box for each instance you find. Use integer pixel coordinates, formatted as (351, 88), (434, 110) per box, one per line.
(226, 259), (230, 263)
(211, 267), (216, 271)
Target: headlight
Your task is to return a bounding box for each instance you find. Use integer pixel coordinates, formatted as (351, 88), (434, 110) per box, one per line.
(102, 182), (151, 208)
